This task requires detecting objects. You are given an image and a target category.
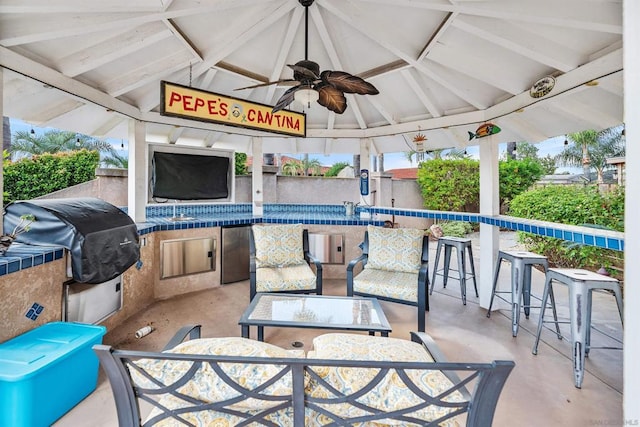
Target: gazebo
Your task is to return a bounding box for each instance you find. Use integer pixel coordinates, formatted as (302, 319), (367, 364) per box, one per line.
(0, 0), (638, 419)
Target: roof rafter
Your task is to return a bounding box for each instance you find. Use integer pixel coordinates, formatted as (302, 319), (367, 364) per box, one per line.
(57, 23), (174, 77)
(319, 0), (488, 109)
(451, 16), (582, 73)
(312, 3), (368, 129)
(264, 6), (304, 105)
(0, 0), (273, 46)
(360, 0), (622, 34)
(400, 69), (442, 118)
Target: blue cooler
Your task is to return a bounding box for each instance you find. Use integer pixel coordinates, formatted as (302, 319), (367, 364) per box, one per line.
(0, 322), (107, 427)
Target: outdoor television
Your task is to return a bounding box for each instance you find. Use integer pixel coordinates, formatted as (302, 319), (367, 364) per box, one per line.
(148, 144), (234, 203)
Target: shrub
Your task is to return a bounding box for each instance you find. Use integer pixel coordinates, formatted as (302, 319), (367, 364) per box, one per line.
(324, 162), (350, 177)
(417, 158), (544, 213)
(438, 221), (474, 237)
(417, 159), (479, 212)
(3, 149), (99, 203)
(235, 152), (248, 175)
(508, 185), (624, 276)
(499, 158), (544, 205)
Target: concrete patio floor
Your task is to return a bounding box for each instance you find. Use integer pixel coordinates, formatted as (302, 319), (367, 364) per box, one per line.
(54, 233), (623, 426)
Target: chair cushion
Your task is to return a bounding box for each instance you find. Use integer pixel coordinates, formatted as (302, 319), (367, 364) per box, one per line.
(252, 223), (306, 268)
(256, 263), (317, 293)
(132, 337), (302, 411)
(366, 225), (425, 273)
(354, 268), (420, 303)
(306, 333), (464, 426)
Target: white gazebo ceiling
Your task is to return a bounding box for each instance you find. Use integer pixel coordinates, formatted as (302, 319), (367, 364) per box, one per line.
(0, 0), (623, 155)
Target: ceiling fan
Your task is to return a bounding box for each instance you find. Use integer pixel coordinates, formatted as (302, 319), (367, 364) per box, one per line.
(235, 0), (379, 114)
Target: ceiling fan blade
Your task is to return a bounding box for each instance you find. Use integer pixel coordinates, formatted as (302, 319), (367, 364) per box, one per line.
(320, 70), (379, 95)
(315, 82), (347, 114)
(271, 85), (301, 113)
(235, 79), (296, 91)
(288, 61), (320, 81)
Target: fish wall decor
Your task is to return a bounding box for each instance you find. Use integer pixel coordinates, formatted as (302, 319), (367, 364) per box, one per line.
(468, 123), (501, 140)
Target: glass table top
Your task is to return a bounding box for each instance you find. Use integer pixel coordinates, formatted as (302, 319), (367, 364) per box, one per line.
(240, 293), (391, 331)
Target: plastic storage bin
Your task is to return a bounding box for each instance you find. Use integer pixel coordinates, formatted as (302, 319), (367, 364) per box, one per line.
(0, 321), (107, 427)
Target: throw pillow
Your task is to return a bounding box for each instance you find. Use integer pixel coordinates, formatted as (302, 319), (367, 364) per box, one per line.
(366, 225), (425, 273)
(252, 223), (305, 268)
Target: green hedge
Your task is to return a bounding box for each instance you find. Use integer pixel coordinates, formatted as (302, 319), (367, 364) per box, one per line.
(508, 185), (624, 274)
(416, 158), (544, 212)
(235, 152), (248, 175)
(417, 159), (479, 211)
(3, 149), (100, 203)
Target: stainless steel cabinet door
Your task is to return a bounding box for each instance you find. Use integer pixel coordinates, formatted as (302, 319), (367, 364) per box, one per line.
(160, 237), (215, 279)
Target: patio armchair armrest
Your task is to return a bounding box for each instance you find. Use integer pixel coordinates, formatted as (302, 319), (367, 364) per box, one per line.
(305, 250), (323, 294)
(410, 331), (448, 363)
(346, 253), (368, 296)
(304, 250), (323, 271)
(418, 259), (430, 312)
(411, 331), (472, 400)
(162, 324), (202, 351)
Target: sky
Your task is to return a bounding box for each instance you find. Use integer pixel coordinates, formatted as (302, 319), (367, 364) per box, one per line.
(7, 118), (578, 173)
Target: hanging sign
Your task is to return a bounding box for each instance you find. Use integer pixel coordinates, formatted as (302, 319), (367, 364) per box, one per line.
(160, 81), (306, 137)
(529, 76), (555, 98)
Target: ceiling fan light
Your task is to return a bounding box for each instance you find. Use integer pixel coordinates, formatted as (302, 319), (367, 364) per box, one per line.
(294, 88), (319, 108)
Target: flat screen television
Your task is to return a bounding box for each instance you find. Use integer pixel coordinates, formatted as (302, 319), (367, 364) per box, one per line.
(150, 148), (232, 201)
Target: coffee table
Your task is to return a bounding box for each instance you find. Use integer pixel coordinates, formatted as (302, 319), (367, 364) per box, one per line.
(239, 293), (392, 341)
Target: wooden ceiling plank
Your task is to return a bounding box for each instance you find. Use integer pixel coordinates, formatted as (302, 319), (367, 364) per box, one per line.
(104, 51), (193, 97)
(0, 0), (273, 46)
(452, 17), (581, 73)
(265, 6), (304, 105)
(401, 69), (442, 118)
(320, 0), (487, 109)
(59, 23), (173, 77)
(312, 3), (368, 128)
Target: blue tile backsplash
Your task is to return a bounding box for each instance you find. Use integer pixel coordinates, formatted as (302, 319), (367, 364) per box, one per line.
(0, 203), (625, 278)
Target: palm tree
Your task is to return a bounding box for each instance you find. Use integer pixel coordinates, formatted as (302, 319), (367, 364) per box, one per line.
(281, 160), (304, 176)
(300, 158), (323, 176)
(445, 148), (469, 159)
(101, 149), (128, 168)
(404, 148), (444, 165)
(556, 127), (625, 183)
(10, 130), (112, 159)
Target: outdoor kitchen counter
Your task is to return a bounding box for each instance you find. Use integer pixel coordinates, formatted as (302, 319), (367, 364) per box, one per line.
(137, 212), (382, 235)
(0, 204), (383, 278)
(1, 203), (624, 279)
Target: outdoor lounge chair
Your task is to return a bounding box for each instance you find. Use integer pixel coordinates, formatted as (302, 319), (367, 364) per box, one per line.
(347, 225), (430, 331)
(249, 223), (323, 300)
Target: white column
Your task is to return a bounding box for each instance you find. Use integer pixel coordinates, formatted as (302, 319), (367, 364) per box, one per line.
(251, 137), (263, 216)
(359, 138), (372, 209)
(624, 0), (639, 420)
(127, 120), (147, 222)
(0, 67), (4, 234)
(478, 135), (500, 309)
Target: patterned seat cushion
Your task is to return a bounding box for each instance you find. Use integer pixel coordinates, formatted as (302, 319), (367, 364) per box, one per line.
(366, 225), (425, 273)
(252, 223), (306, 268)
(353, 268), (419, 303)
(256, 263), (317, 293)
(306, 333), (464, 426)
(132, 337), (302, 412)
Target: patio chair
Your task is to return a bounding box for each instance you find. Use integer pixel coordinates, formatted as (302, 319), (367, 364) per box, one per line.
(249, 223), (322, 300)
(347, 225), (430, 332)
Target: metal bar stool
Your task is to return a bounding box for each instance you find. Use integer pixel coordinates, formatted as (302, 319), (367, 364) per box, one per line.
(486, 250), (550, 337)
(532, 268), (624, 388)
(429, 236), (478, 305)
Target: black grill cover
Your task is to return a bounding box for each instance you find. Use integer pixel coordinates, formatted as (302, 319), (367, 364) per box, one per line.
(3, 198), (140, 284)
